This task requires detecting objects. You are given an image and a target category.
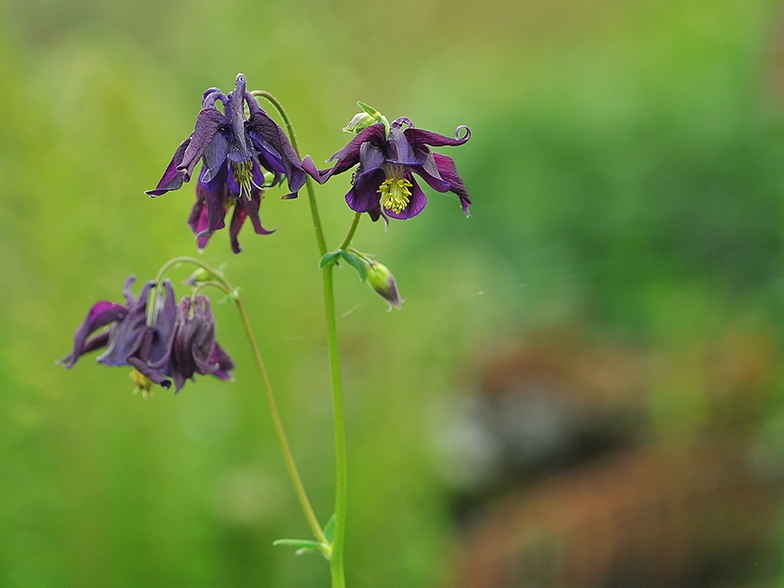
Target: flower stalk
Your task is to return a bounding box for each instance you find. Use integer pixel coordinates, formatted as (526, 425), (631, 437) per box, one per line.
(153, 257), (328, 548)
(255, 92), (349, 588)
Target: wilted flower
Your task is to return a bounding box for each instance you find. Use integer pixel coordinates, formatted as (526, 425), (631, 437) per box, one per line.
(317, 115), (471, 221)
(155, 295), (235, 392)
(146, 73), (309, 252)
(59, 276), (177, 395)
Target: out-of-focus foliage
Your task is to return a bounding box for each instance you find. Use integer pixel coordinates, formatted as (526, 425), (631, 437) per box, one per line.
(1, 0), (784, 586)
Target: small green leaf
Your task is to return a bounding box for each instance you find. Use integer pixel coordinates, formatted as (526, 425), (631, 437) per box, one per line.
(319, 251), (341, 268)
(323, 514), (336, 543)
(273, 539), (322, 555)
(357, 101), (379, 116)
(339, 250), (367, 283)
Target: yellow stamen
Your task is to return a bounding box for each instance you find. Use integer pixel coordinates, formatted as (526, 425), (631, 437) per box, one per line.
(231, 159), (257, 200)
(378, 164), (413, 214)
(130, 368), (153, 398)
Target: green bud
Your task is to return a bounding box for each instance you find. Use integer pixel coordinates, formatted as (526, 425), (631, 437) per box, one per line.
(343, 102), (390, 137)
(342, 111), (376, 134)
(183, 268), (212, 286)
(365, 261), (402, 311)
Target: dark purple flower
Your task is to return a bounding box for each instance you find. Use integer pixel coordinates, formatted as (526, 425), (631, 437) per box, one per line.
(146, 73), (308, 253)
(59, 276), (178, 394)
(153, 295), (235, 393)
(317, 116), (471, 221)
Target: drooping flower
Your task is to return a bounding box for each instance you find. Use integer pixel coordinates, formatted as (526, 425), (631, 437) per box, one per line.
(317, 115), (471, 221)
(60, 277), (236, 395)
(153, 295), (235, 392)
(59, 276), (178, 395)
(146, 73), (309, 253)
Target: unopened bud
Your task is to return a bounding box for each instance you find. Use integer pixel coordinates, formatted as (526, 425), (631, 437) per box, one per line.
(183, 268), (211, 286)
(343, 111), (376, 134)
(366, 261), (402, 311)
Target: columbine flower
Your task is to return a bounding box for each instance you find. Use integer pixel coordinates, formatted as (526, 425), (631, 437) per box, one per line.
(155, 295), (235, 392)
(146, 73), (309, 253)
(59, 276), (178, 395)
(317, 115), (471, 221)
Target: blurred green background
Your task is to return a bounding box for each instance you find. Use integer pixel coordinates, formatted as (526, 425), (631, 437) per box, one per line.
(2, 0), (784, 586)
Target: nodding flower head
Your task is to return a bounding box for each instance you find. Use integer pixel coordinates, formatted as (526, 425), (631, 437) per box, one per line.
(315, 112), (471, 222)
(146, 73), (309, 253)
(58, 276), (178, 396)
(59, 277), (235, 395)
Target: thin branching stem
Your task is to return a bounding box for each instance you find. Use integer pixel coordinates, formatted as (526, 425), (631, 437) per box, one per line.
(254, 92), (349, 588)
(151, 257), (328, 548)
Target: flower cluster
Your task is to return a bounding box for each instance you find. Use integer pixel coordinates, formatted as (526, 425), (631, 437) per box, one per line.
(146, 74), (309, 253)
(147, 77), (471, 250)
(65, 77), (473, 392)
(59, 276), (234, 395)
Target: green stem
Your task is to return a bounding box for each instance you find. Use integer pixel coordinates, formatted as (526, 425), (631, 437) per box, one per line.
(251, 91), (327, 256)
(234, 295), (329, 549)
(253, 92), (349, 587)
(338, 212), (362, 252)
(150, 257), (327, 548)
(323, 265), (347, 588)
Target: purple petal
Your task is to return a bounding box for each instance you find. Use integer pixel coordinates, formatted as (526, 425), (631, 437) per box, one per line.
(301, 155), (320, 183)
(249, 132), (286, 176)
(358, 142), (386, 175)
(150, 280), (177, 364)
(210, 342), (235, 380)
(387, 122), (419, 166)
(204, 184), (228, 233)
(243, 191), (276, 236)
(404, 125), (471, 148)
(251, 158), (270, 187)
(98, 281), (156, 367)
(122, 275), (137, 307)
(59, 301), (127, 368)
(177, 108), (229, 182)
(228, 201), (247, 254)
(226, 74), (255, 162)
(412, 161), (450, 193)
(201, 129), (230, 183)
(200, 161), (229, 193)
(246, 109), (307, 197)
(346, 168), (385, 213)
(202, 89), (228, 109)
(191, 297), (218, 376)
(320, 123), (387, 183)
(433, 153), (471, 217)
(187, 189), (207, 235)
(146, 139), (190, 196)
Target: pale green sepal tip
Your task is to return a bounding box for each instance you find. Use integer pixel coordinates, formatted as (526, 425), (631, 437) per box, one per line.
(343, 112), (375, 133)
(355, 101), (389, 138)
